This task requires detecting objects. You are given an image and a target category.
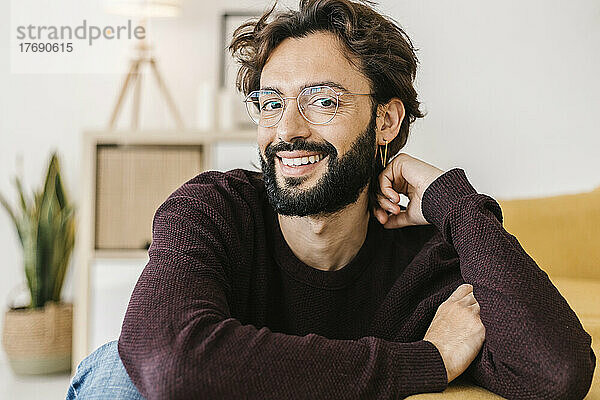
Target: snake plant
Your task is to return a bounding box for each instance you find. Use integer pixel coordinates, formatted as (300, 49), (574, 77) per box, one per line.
(0, 152), (75, 309)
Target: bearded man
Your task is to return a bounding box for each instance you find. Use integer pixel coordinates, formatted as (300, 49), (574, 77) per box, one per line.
(66, 1), (595, 399)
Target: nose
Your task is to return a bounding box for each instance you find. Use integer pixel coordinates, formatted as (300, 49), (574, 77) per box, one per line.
(275, 98), (311, 143)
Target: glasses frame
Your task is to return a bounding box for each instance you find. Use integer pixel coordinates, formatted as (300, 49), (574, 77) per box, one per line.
(243, 85), (373, 128)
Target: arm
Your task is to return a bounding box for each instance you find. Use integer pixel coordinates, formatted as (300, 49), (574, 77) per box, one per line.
(118, 196), (448, 400)
(421, 168), (596, 400)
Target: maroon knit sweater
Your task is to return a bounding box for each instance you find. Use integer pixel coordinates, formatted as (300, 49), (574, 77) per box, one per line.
(118, 168), (595, 399)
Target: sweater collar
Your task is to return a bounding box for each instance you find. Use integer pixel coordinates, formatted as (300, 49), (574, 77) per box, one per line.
(267, 205), (382, 289)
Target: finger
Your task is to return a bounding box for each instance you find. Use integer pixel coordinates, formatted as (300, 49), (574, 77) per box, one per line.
(373, 206), (389, 225)
(448, 283), (473, 301)
(460, 292), (477, 306)
(372, 206), (383, 224)
(376, 193), (401, 214)
(383, 210), (412, 229)
(378, 169), (401, 203)
(469, 302), (480, 313)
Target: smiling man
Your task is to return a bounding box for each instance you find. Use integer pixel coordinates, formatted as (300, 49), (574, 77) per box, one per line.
(67, 1), (595, 399)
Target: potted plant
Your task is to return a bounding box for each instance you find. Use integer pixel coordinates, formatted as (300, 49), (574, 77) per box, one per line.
(0, 152), (75, 375)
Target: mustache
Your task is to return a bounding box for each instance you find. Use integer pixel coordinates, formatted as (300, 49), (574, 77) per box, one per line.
(264, 138), (338, 161)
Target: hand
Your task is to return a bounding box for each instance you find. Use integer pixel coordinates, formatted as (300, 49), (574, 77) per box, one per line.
(423, 283), (486, 384)
(372, 153), (445, 229)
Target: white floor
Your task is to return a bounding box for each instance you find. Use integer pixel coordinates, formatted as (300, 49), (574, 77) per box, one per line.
(0, 352), (71, 400)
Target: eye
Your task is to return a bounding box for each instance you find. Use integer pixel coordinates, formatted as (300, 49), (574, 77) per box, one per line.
(262, 100), (283, 112)
(311, 97), (337, 108)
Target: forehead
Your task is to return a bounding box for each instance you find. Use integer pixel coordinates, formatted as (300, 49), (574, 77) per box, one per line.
(260, 31), (370, 94)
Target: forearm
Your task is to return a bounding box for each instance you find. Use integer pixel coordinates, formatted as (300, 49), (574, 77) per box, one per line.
(118, 250), (448, 400)
(422, 168), (596, 399)
(120, 326), (447, 400)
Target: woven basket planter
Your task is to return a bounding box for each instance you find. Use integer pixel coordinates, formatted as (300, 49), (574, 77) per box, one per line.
(2, 302), (72, 375)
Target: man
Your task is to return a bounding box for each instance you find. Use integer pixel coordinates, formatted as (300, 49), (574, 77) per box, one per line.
(67, 1), (595, 399)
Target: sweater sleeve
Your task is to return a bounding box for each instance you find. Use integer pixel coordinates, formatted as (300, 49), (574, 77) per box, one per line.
(118, 195), (448, 400)
(421, 168), (596, 400)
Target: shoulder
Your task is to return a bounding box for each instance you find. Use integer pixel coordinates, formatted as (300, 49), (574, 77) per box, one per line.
(391, 222), (457, 264)
(148, 169), (268, 256)
(153, 168), (267, 228)
(162, 168), (264, 209)
(171, 168), (264, 202)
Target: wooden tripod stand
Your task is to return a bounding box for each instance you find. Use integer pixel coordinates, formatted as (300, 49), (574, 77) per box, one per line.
(108, 40), (184, 130)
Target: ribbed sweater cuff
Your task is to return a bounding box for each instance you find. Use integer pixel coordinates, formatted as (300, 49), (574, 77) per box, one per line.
(421, 168), (477, 231)
(389, 340), (448, 396)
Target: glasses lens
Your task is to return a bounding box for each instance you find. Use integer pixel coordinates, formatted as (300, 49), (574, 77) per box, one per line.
(244, 92), (261, 125)
(299, 86), (338, 124)
(245, 90), (284, 127)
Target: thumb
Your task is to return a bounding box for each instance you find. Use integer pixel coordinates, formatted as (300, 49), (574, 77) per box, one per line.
(383, 210), (412, 229)
(447, 284), (473, 301)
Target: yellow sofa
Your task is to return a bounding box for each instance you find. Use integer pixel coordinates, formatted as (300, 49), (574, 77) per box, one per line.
(409, 186), (600, 399)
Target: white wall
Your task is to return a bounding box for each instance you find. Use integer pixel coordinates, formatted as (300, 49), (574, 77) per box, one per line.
(1, 0), (599, 352)
(387, 0), (600, 197)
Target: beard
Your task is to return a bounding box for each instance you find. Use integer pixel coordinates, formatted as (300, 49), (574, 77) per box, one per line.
(259, 112), (379, 217)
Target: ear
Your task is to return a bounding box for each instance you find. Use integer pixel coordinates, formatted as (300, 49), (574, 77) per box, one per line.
(376, 98), (405, 145)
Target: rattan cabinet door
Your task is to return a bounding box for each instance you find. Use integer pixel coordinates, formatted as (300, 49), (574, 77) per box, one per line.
(95, 145), (203, 250)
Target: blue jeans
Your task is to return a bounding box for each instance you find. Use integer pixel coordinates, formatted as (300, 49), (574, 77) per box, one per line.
(66, 340), (145, 400)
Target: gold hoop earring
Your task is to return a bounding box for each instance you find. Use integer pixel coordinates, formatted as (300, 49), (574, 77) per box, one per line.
(378, 139), (388, 168)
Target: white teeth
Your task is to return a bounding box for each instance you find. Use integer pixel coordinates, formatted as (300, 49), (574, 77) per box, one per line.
(280, 154), (324, 166)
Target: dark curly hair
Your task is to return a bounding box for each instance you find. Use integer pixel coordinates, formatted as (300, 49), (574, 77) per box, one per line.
(229, 0), (426, 166)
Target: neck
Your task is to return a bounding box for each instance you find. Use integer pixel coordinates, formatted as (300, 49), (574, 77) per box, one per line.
(277, 185), (371, 271)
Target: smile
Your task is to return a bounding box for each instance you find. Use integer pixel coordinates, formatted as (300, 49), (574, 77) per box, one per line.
(276, 153), (328, 177)
(279, 153), (325, 166)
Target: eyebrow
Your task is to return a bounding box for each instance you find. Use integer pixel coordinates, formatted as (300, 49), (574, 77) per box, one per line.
(259, 81), (349, 95)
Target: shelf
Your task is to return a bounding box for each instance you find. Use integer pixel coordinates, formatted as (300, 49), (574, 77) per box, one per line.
(93, 249), (149, 259)
(84, 128), (257, 145)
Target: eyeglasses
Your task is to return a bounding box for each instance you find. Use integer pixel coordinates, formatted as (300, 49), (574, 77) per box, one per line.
(243, 85), (373, 128)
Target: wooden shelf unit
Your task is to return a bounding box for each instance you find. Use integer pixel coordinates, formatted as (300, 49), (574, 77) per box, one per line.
(72, 129), (257, 370)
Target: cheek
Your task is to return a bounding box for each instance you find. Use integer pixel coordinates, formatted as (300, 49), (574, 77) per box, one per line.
(321, 126), (352, 155)
(256, 130), (274, 155)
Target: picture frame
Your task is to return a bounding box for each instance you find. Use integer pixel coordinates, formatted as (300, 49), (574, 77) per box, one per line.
(219, 11), (261, 90)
